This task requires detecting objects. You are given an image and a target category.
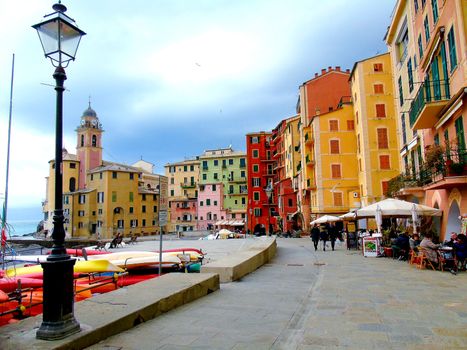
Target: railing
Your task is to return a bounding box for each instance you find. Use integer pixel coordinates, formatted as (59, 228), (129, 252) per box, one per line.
(180, 182), (196, 188)
(387, 147), (466, 196)
(409, 79), (450, 127)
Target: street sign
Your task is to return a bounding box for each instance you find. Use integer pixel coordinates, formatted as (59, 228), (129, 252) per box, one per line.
(158, 210), (168, 226)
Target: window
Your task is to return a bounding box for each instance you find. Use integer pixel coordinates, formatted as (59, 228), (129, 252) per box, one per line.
(242, 197), (246, 205)
(112, 191), (117, 202)
(377, 128), (389, 149)
(79, 194), (86, 204)
(80, 134), (84, 147)
(252, 149), (259, 158)
(129, 173), (134, 180)
(202, 174), (207, 180)
(398, 77), (404, 106)
(64, 195), (69, 205)
(142, 205), (146, 213)
(288, 198), (293, 207)
(330, 139), (340, 154)
(142, 219), (146, 227)
(214, 200), (218, 206)
(100, 172), (103, 180)
(253, 164), (259, 173)
(357, 134), (361, 154)
(455, 116), (465, 152)
(153, 205), (157, 212)
(78, 210), (85, 217)
(253, 192), (260, 201)
(213, 160), (218, 166)
(212, 184), (217, 191)
(431, 0), (438, 23)
(229, 159), (234, 165)
(98, 208), (103, 215)
(206, 199), (211, 206)
(69, 177), (76, 192)
(382, 181), (389, 196)
(92, 135), (97, 147)
(200, 201), (204, 207)
(333, 192), (343, 207)
(183, 165), (187, 172)
(407, 58), (414, 92)
(170, 177), (174, 184)
(69, 163), (76, 169)
(213, 173), (218, 180)
(240, 158), (246, 168)
(418, 34), (423, 60)
(379, 155), (390, 169)
(331, 164), (341, 178)
(202, 160), (208, 170)
(374, 84), (384, 94)
(254, 208), (262, 217)
(329, 120), (338, 131)
(401, 114), (407, 145)
(434, 134), (440, 146)
(112, 172), (117, 179)
(376, 104), (386, 118)
(129, 206), (134, 213)
(251, 136), (259, 144)
(424, 16), (430, 42)
(170, 189), (174, 196)
(78, 222), (84, 229)
(373, 63), (383, 72)
(97, 192), (104, 203)
(129, 192), (134, 202)
(447, 27), (458, 72)
(252, 178), (260, 187)
(142, 194), (146, 201)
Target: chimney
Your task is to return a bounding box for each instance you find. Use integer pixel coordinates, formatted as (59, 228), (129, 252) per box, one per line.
(328, 66), (332, 72)
(315, 73), (318, 78)
(321, 69), (326, 74)
(336, 66), (341, 71)
(346, 68), (350, 73)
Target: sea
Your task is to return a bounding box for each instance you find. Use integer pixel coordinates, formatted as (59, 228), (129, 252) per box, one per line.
(3, 206), (42, 238)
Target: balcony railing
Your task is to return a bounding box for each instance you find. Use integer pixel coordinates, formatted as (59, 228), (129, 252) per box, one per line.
(180, 182), (196, 188)
(409, 79), (450, 129)
(387, 147), (466, 196)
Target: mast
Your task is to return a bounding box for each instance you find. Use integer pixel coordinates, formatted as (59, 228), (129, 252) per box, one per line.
(1, 53), (15, 264)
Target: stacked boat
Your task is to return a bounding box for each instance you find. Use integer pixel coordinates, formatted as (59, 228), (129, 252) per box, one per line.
(0, 247), (205, 326)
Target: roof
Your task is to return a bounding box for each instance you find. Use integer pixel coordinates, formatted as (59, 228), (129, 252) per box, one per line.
(165, 159), (200, 167)
(88, 161), (142, 174)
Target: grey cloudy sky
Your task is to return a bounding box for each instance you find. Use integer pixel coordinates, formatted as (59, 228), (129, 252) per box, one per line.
(0, 0), (395, 209)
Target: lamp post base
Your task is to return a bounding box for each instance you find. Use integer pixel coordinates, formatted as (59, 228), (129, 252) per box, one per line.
(36, 258), (80, 340)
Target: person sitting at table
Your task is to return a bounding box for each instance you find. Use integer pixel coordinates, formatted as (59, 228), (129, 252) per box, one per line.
(409, 233), (421, 251)
(392, 231), (410, 260)
(453, 234), (467, 271)
(444, 232), (458, 247)
(420, 232), (440, 265)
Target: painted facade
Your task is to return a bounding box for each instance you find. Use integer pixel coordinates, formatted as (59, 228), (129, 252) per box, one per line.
(246, 131), (276, 234)
(165, 159), (199, 232)
(350, 53), (401, 207)
(386, 0), (466, 240)
(42, 106), (168, 239)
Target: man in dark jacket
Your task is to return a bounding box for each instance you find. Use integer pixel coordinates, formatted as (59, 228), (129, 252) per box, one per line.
(320, 225), (329, 251)
(310, 224), (320, 251)
(329, 223), (339, 251)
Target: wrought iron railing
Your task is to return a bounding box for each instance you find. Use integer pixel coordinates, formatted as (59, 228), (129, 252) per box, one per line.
(409, 79), (450, 127)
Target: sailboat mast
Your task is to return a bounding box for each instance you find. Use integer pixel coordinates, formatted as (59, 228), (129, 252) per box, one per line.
(1, 53), (15, 254)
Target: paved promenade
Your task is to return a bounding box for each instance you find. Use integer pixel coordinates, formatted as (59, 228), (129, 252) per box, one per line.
(88, 238), (467, 349)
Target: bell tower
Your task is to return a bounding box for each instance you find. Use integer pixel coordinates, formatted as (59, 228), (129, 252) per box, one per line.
(76, 102), (103, 189)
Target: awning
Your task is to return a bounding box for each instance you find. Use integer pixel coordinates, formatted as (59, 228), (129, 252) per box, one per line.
(230, 219), (245, 226)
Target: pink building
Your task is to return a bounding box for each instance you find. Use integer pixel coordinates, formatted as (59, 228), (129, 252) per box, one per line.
(197, 183), (227, 230)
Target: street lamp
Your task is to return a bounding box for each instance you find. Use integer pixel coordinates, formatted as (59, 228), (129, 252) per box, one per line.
(264, 183), (273, 236)
(33, 2), (85, 340)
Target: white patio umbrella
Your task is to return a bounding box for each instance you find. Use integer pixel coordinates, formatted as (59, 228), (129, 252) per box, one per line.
(339, 212), (356, 220)
(310, 215), (341, 225)
(355, 198), (441, 218)
(411, 203), (418, 234)
(375, 205), (383, 234)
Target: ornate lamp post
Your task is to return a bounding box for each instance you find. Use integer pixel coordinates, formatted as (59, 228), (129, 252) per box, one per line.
(32, 2), (85, 340)
(264, 183), (273, 236)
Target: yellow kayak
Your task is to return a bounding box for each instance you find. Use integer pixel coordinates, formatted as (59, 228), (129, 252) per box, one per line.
(5, 259), (124, 277)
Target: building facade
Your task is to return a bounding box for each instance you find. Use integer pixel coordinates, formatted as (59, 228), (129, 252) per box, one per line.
(42, 105), (168, 239)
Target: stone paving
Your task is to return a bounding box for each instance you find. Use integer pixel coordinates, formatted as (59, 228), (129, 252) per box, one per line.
(88, 238), (467, 350)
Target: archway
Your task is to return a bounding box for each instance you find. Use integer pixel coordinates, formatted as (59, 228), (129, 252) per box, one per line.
(69, 177), (76, 192)
(446, 200), (461, 241)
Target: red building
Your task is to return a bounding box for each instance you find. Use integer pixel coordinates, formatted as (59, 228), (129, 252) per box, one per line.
(246, 131), (277, 234)
(272, 119), (299, 233)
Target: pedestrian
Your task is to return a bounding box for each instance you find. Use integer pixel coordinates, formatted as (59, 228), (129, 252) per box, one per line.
(320, 225), (329, 251)
(329, 223), (338, 251)
(311, 224), (320, 251)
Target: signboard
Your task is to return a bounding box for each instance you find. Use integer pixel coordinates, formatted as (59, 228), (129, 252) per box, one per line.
(363, 237), (379, 257)
(159, 210), (168, 226)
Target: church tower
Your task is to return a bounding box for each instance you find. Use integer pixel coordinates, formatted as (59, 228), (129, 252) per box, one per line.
(76, 103), (103, 189)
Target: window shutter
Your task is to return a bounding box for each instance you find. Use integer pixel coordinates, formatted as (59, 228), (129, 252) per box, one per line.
(377, 129), (389, 149)
(376, 104), (386, 118)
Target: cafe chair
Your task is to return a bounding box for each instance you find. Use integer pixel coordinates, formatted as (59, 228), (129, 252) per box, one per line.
(409, 249), (421, 266)
(438, 250), (457, 273)
(417, 247), (437, 271)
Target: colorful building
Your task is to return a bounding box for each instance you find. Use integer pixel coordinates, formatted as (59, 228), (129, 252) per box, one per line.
(386, 0), (466, 239)
(42, 105), (168, 239)
(246, 131), (276, 234)
(350, 53), (401, 207)
(165, 159), (199, 233)
(198, 147), (247, 230)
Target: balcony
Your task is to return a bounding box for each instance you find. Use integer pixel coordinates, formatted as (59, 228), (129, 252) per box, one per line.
(261, 157), (275, 163)
(387, 147), (466, 195)
(180, 182), (196, 189)
(229, 176), (247, 183)
(409, 79), (450, 130)
(306, 178), (316, 190)
(202, 166), (208, 171)
(304, 132), (314, 146)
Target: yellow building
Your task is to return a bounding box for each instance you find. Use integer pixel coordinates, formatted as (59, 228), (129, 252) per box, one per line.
(164, 159), (200, 232)
(350, 53), (401, 206)
(309, 102), (359, 215)
(42, 105), (168, 239)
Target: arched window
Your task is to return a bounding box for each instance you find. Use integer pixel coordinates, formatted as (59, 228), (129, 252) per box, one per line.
(69, 177), (76, 192)
(80, 135), (85, 147)
(92, 135), (97, 147)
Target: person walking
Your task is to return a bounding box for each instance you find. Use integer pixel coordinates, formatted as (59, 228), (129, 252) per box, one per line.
(320, 225), (329, 251)
(329, 223), (339, 251)
(311, 224), (320, 251)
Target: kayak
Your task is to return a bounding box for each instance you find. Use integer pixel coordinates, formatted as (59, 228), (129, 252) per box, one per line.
(5, 259), (124, 277)
(0, 277), (44, 293)
(156, 248), (205, 262)
(87, 251), (182, 269)
(65, 248), (107, 256)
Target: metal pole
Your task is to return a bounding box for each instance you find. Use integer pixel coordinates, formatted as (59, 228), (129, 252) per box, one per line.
(158, 175), (162, 275)
(37, 65), (80, 340)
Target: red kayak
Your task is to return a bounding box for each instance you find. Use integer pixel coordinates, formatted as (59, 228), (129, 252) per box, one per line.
(0, 277), (44, 293)
(64, 248), (107, 256)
